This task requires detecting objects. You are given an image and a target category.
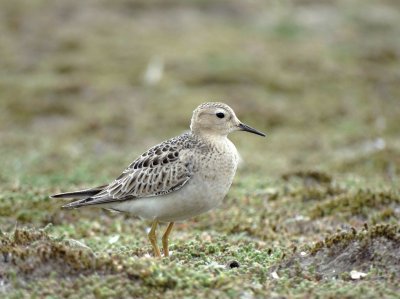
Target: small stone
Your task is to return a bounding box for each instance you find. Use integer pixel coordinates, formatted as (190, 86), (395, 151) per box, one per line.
(64, 239), (91, 250)
(271, 271), (280, 279)
(227, 260), (240, 269)
(108, 235), (120, 244)
(350, 270), (367, 280)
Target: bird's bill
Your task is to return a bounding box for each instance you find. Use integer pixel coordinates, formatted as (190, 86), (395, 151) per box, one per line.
(238, 123), (266, 137)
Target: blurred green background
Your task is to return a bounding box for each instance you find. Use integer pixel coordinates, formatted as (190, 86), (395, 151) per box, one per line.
(1, 0), (399, 186)
(0, 0), (399, 298)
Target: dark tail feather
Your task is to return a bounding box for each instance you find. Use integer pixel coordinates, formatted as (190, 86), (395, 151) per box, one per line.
(61, 197), (96, 209)
(50, 185), (107, 200)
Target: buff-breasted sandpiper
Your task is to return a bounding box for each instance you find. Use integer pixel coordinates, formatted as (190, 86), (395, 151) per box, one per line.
(51, 102), (266, 257)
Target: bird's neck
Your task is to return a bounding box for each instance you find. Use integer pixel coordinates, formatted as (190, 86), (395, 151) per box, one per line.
(192, 131), (235, 155)
(192, 130), (228, 144)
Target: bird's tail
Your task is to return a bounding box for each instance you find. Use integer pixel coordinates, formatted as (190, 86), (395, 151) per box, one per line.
(50, 185), (107, 200)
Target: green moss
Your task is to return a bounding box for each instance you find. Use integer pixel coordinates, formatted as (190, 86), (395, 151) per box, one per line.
(286, 185), (346, 202)
(0, 226), (281, 297)
(310, 190), (400, 219)
(282, 170), (333, 186)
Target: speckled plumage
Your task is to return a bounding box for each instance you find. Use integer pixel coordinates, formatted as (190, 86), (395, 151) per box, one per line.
(51, 102), (265, 257)
(60, 130), (239, 222)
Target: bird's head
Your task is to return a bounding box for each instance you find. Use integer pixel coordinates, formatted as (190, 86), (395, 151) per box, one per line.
(190, 102), (266, 138)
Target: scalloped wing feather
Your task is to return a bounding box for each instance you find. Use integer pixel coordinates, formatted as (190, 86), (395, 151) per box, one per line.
(61, 133), (199, 208)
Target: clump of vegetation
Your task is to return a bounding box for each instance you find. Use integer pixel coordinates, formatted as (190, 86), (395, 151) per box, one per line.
(286, 185), (346, 202)
(274, 224), (400, 280)
(282, 170), (333, 186)
(0, 226), (184, 297)
(280, 170), (346, 204)
(1, 226), (118, 278)
(309, 190), (400, 220)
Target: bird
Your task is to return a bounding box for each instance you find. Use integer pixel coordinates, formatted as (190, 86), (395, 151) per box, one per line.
(51, 102), (266, 258)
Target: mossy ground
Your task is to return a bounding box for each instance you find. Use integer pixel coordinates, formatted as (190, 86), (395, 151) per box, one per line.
(1, 0), (400, 298)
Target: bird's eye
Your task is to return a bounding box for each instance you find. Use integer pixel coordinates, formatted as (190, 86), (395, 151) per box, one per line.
(216, 112), (225, 119)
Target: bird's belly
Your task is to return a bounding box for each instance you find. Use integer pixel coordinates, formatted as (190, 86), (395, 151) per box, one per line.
(109, 173), (234, 222)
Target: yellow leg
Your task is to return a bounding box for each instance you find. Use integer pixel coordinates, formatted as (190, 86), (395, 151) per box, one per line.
(148, 220), (161, 258)
(162, 222), (174, 257)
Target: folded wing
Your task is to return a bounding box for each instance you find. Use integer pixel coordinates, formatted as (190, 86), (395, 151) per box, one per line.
(61, 136), (194, 209)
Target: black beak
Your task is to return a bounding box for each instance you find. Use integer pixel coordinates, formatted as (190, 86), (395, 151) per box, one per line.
(238, 123), (266, 137)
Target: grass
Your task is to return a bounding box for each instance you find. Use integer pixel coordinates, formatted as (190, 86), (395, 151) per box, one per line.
(1, 0), (400, 298)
